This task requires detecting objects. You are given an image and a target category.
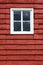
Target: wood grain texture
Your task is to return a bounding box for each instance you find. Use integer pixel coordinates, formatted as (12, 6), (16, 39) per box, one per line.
(0, 45), (43, 49)
(0, 0), (43, 65)
(0, 40), (43, 44)
(0, 55), (43, 60)
(0, 35), (34, 39)
(0, 4), (43, 8)
(0, 61), (43, 65)
(0, 34), (42, 39)
(0, 50), (43, 55)
(0, 0), (43, 3)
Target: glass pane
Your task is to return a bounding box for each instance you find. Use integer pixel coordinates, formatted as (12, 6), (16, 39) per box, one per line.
(14, 11), (21, 20)
(23, 22), (30, 31)
(23, 11), (30, 21)
(14, 22), (21, 31)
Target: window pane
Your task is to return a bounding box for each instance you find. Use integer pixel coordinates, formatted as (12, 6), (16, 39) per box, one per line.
(14, 11), (21, 20)
(23, 22), (30, 31)
(23, 11), (30, 21)
(14, 22), (21, 31)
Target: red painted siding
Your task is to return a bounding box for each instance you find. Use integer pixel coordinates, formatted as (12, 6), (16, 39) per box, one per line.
(0, 0), (43, 65)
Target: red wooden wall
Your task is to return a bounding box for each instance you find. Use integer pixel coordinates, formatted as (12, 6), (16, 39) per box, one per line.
(0, 0), (43, 65)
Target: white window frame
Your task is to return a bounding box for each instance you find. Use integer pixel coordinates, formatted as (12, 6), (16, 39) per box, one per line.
(10, 8), (34, 34)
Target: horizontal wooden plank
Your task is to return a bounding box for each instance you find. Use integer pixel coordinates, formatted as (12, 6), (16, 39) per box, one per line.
(0, 40), (43, 44)
(0, 14), (6, 18)
(0, 61), (6, 65)
(0, 55), (43, 60)
(0, 4), (43, 8)
(6, 40), (43, 44)
(34, 0), (43, 3)
(0, 0), (34, 3)
(0, 0), (5, 3)
(0, 9), (6, 13)
(0, 0), (43, 3)
(38, 30), (43, 33)
(35, 30), (43, 34)
(0, 35), (34, 39)
(7, 19), (43, 24)
(35, 14), (43, 19)
(35, 20), (43, 23)
(33, 34), (39, 39)
(39, 25), (43, 28)
(0, 30), (9, 34)
(39, 35), (43, 39)
(0, 34), (43, 40)
(0, 20), (9, 24)
(34, 9), (43, 14)
(0, 61), (43, 65)
(4, 9), (9, 14)
(0, 25), (9, 29)
(0, 4), (6, 8)
(0, 45), (43, 49)
(0, 50), (43, 55)
(34, 34), (43, 39)
(5, 4), (43, 8)
(0, 14), (9, 18)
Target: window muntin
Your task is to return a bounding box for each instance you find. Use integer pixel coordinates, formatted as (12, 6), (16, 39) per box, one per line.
(10, 8), (34, 34)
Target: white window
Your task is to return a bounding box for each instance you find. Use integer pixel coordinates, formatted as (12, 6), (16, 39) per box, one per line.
(10, 8), (34, 34)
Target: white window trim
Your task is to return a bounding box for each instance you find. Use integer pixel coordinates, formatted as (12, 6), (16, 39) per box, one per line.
(10, 8), (34, 34)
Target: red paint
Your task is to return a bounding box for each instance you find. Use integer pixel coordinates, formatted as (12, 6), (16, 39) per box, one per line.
(0, 0), (43, 65)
